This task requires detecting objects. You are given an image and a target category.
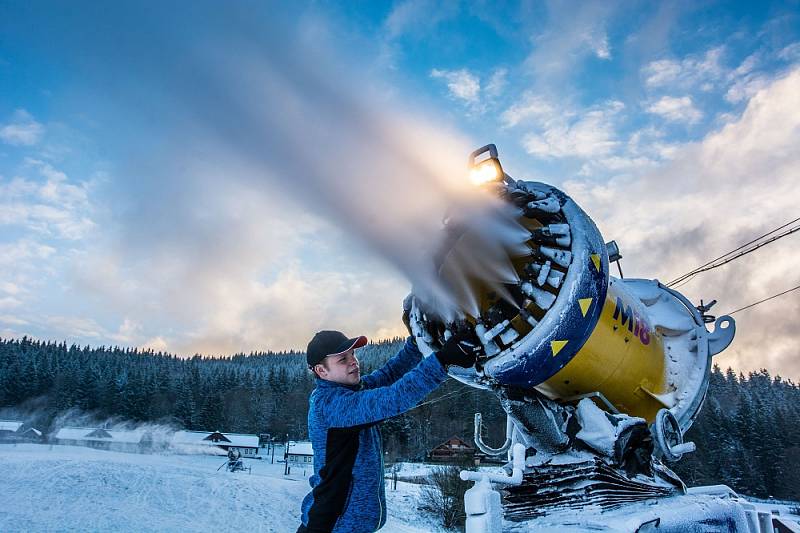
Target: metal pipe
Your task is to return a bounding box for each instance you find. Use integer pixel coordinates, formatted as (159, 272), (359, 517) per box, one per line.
(473, 413), (513, 456)
(461, 443), (525, 485)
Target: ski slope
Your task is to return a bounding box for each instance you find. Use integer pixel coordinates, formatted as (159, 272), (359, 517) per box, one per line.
(3, 443), (797, 532)
(0, 444), (440, 532)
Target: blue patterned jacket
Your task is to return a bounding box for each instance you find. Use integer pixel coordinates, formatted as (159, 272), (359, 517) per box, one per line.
(299, 338), (448, 532)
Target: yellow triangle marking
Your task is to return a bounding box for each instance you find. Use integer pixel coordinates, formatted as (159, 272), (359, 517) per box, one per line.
(579, 298), (593, 317)
(551, 340), (568, 357)
(590, 254), (601, 272)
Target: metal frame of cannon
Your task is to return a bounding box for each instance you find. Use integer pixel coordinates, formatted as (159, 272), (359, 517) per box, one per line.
(407, 145), (740, 531)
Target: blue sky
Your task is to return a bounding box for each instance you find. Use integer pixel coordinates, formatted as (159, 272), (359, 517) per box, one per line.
(1, 1), (799, 378)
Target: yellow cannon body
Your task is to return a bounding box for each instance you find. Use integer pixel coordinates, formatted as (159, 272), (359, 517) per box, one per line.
(415, 147), (736, 433)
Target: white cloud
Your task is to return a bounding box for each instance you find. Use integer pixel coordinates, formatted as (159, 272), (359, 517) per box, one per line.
(642, 47), (725, 90)
(725, 74), (772, 104)
(564, 67), (800, 378)
(627, 126), (682, 160)
(592, 32), (612, 60)
(0, 160), (94, 239)
(486, 68), (508, 98)
(0, 239), (56, 267)
(44, 315), (104, 339)
(169, 261), (408, 355)
(141, 336), (168, 352)
(574, 126), (681, 179)
(723, 51), (774, 104)
(0, 297), (22, 310)
(509, 98), (624, 159)
(642, 41), (800, 110)
(0, 315), (29, 326)
(778, 41), (800, 62)
(524, 1), (618, 81)
(108, 318), (141, 344)
(430, 68), (481, 104)
(646, 95), (703, 123)
(0, 109), (45, 146)
(501, 94), (555, 128)
(0, 158), (95, 316)
(0, 281), (22, 295)
(384, 0), (458, 39)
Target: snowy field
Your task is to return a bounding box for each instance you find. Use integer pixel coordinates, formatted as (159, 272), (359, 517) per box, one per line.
(0, 444), (442, 532)
(3, 444), (797, 532)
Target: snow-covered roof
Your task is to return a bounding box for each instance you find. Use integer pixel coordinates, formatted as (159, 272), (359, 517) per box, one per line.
(225, 434), (259, 448)
(0, 420), (23, 432)
(53, 427), (148, 444)
(171, 431), (258, 448)
(287, 442), (313, 456)
(54, 427), (96, 441)
(433, 436), (473, 450)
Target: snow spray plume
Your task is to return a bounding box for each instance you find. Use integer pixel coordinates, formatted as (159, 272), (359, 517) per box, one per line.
(49, 4), (524, 322)
(49, 408), (178, 450)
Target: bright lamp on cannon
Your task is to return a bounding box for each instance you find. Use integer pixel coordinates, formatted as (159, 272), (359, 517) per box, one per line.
(468, 144), (506, 186)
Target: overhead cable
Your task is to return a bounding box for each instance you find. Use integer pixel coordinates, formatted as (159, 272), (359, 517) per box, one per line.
(724, 284), (800, 316)
(672, 216), (800, 284)
(668, 220), (800, 287)
(410, 384), (472, 411)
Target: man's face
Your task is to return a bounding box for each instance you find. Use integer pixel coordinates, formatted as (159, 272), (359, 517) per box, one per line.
(314, 349), (360, 385)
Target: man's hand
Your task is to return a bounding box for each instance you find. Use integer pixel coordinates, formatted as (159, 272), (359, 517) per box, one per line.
(435, 329), (481, 369)
(402, 294), (414, 337)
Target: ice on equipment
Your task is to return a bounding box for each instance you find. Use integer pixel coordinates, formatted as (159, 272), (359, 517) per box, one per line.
(406, 145), (777, 532)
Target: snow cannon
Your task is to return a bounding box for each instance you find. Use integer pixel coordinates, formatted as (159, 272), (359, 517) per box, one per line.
(410, 144), (736, 458)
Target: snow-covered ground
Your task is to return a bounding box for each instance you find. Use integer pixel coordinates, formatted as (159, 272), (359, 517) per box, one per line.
(0, 444), (442, 532)
(4, 443), (797, 532)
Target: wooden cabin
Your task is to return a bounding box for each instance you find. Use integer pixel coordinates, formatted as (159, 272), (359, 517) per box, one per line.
(428, 436), (477, 463)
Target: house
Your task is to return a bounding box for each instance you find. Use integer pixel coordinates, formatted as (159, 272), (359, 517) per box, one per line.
(0, 420), (24, 440)
(171, 430), (259, 457)
(286, 441), (314, 467)
(52, 426), (157, 453)
(0, 420), (42, 443)
(428, 436), (477, 463)
(18, 427), (43, 441)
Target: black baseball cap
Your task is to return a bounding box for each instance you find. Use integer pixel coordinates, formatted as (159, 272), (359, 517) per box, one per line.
(306, 330), (368, 368)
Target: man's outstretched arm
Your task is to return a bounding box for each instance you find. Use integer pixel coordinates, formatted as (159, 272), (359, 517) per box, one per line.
(360, 337), (422, 390)
(324, 331), (480, 428)
(324, 354), (447, 428)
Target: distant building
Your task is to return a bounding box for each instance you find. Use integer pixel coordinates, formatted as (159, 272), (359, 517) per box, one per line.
(52, 427), (162, 453)
(286, 441), (313, 467)
(50, 426), (260, 456)
(171, 430), (259, 457)
(0, 420), (24, 439)
(18, 427), (43, 441)
(428, 436), (476, 463)
(0, 420), (42, 443)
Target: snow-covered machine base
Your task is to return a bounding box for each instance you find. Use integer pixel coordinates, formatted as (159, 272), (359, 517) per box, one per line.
(502, 456), (679, 520)
(503, 492), (754, 532)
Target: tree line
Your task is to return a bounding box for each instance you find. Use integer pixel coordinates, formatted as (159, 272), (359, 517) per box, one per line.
(0, 336), (798, 500)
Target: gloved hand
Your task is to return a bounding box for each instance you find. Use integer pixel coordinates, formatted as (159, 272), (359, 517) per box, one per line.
(435, 329), (481, 369)
(402, 294), (414, 337)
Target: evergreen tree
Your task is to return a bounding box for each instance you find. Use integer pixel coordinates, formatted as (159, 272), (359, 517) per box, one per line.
(1, 337), (798, 499)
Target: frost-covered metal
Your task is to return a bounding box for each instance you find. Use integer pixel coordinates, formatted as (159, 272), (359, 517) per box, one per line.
(408, 144), (746, 532)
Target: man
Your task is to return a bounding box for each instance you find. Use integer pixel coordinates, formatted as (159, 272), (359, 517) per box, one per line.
(297, 311), (479, 533)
